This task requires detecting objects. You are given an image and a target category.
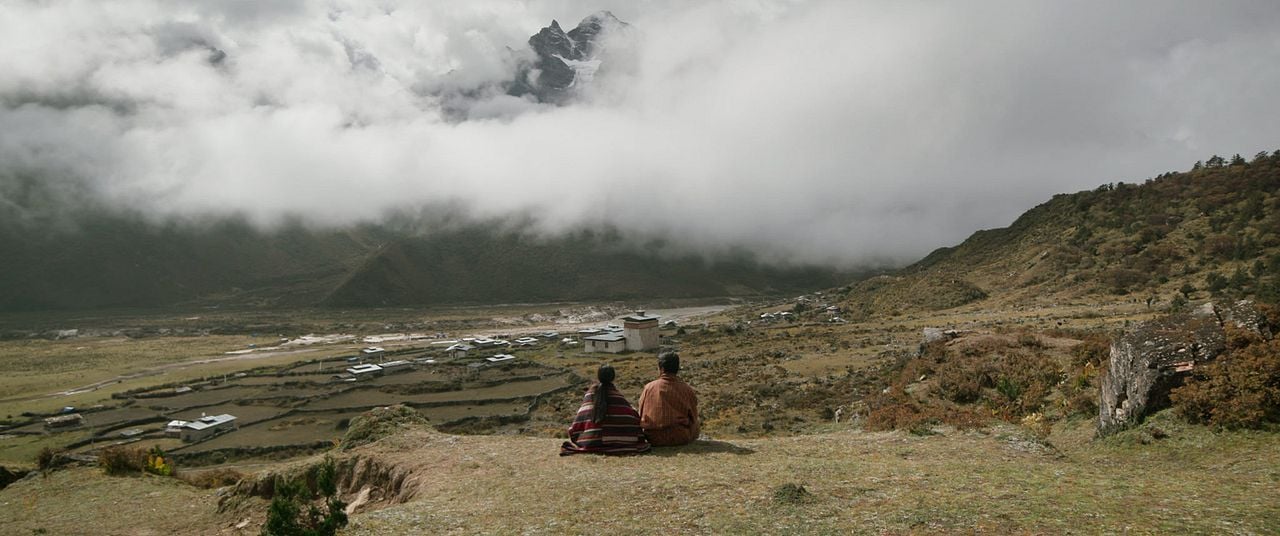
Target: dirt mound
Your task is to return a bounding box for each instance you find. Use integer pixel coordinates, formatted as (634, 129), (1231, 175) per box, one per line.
(340, 405), (432, 451)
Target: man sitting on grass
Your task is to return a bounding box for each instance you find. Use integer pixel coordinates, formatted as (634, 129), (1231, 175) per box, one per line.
(638, 352), (699, 446)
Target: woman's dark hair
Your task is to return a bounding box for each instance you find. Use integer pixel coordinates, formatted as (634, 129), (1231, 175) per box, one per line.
(592, 364), (616, 424)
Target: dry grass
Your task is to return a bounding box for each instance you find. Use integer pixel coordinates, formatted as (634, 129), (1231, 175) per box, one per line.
(4, 416), (1276, 534)
(331, 417), (1279, 535)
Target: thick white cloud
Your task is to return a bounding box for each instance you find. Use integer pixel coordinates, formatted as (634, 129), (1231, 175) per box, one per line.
(2, 0), (1279, 265)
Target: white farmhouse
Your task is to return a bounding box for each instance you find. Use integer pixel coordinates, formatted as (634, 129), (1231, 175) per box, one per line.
(180, 414), (237, 442)
(583, 331), (627, 353)
(379, 360), (411, 372)
(446, 343), (474, 359)
(346, 363), (383, 378)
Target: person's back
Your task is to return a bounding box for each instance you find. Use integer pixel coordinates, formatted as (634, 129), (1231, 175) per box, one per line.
(638, 352), (699, 446)
(560, 364), (650, 456)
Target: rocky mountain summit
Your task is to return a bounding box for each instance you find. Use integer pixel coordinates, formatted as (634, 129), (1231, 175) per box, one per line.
(508, 11), (629, 103)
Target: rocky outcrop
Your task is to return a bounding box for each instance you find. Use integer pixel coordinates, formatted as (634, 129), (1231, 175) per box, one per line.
(1098, 301), (1272, 435)
(0, 465), (31, 490)
(222, 453), (420, 515)
(509, 11), (628, 103)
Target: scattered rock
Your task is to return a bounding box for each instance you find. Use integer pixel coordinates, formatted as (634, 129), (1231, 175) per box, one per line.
(921, 327), (949, 345)
(918, 327), (963, 354)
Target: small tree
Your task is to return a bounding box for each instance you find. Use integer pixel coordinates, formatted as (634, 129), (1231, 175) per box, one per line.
(1206, 155), (1226, 168)
(1230, 153), (1246, 166)
(1206, 271), (1229, 295)
(1254, 151), (1269, 163)
(145, 446), (174, 477)
(262, 456), (348, 536)
(1179, 283), (1195, 299)
(1228, 266), (1251, 290)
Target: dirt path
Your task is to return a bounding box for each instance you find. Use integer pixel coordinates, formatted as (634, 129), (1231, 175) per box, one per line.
(37, 347), (327, 399)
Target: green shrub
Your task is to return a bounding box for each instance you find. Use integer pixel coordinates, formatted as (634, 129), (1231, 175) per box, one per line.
(995, 377), (1024, 402)
(863, 390), (986, 432)
(771, 483), (813, 505)
(1170, 338), (1280, 430)
(145, 446), (174, 477)
(98, 446), (147, 476)
(35, 447), (63, 471)
(933, 354), (992, 404)
(262, 456), (348, 536)
(863, 391), (932, 432)
(1069, 335), (1110, 368)
(1061, 362), (1100, 417)
(1017, 332), (1045, 349)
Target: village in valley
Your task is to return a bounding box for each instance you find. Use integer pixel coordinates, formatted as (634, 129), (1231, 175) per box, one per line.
(0, 308), (690, 466)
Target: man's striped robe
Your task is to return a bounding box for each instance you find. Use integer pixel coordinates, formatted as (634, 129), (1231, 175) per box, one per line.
(559, 384), (651, 456)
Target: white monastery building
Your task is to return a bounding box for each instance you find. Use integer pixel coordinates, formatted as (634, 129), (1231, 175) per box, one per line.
(584, 312), (661, 353)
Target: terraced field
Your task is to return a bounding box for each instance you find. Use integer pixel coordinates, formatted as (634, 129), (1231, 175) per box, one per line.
(0, 351), (583, 466)
(303, 375), (573, 411)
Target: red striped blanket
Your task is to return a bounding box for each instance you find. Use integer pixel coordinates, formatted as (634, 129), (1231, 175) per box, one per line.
(559, 385), (651, 456)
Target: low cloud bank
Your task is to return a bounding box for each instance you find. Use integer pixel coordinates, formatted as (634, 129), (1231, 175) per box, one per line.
(2, 0), (1279, 265)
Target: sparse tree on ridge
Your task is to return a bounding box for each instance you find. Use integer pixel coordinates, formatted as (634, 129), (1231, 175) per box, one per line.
(1230, 154), (1246, 166)
(1253, 151), (1269, 163)
(1192, 160), (1204, 171)
(1206, 155), (1226, 168)
(1179, 283), (1195, 299)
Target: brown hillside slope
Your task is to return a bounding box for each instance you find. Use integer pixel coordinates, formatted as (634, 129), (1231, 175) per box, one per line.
(840, 153), (1280, 318)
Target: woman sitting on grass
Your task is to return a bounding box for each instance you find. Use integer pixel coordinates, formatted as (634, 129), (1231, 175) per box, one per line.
(560, 364), (650, 456)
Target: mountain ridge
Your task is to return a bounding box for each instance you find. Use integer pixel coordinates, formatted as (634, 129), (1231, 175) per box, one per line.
(837, 151), (1280, 317)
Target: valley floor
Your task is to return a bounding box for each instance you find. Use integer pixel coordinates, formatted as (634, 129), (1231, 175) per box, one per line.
(4, 415), (1276, 535)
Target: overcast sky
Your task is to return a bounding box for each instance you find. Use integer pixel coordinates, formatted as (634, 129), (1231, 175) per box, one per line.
(2, 0), (1278, 266)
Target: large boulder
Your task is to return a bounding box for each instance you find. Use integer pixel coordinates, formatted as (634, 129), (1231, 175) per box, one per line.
(1098, 301), (1271, 435)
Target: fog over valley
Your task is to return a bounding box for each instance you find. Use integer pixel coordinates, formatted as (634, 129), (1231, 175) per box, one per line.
(3, 0), (1279, 266)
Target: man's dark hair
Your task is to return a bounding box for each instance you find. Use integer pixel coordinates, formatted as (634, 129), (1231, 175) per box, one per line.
(658, 352), (680, 374)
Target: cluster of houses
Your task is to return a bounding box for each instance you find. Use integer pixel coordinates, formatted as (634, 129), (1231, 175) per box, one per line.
(757, 311), (795, 323)
(757, 295), (848, 325)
